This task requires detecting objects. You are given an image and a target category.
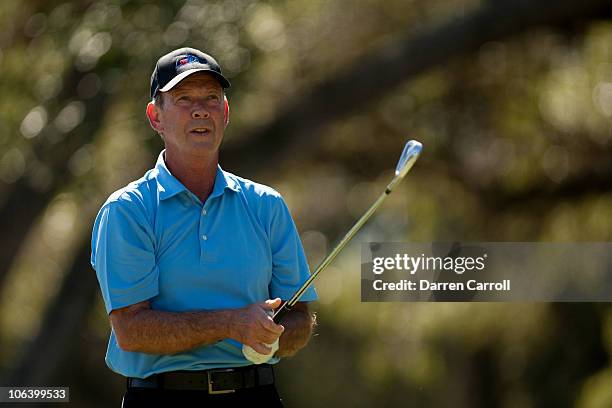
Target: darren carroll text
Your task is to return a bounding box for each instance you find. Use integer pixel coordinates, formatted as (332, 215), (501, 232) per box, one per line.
(372, 279), (511, 291)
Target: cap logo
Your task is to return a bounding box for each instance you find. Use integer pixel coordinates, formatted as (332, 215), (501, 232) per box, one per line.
(176, 54), (202, 68)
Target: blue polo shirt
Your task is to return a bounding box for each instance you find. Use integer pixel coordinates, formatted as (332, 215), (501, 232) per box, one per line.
(91, 151), (317, 378)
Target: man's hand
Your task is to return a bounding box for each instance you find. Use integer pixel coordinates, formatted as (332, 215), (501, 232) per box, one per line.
(275, 302), (315, 357)
(229, 298), (284, 355)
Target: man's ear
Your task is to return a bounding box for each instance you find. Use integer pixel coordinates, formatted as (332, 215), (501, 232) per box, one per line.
(224, 95), (230, 128)
(146, 101), (163, 134)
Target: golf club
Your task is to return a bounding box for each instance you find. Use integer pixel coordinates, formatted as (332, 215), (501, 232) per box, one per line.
(242, 140), (422, 362)
(274, 139), (423, 323)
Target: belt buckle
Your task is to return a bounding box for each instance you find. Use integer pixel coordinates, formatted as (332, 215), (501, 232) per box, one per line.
(207, 369), (236, 394)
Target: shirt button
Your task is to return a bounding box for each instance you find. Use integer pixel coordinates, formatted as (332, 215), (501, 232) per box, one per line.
(202, 208), (207, 215)
(202, 235), (208, 240)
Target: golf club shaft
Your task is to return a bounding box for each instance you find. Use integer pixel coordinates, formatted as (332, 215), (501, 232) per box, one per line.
(271, 140), (422, 324)
(273, 187), (391, 323)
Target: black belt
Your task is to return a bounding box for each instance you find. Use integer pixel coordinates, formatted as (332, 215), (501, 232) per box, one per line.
(127, 364), (275, 394)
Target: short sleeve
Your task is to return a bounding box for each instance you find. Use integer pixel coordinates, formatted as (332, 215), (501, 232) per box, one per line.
(91, 199), (159, 314)
(268, 196), (318, 302)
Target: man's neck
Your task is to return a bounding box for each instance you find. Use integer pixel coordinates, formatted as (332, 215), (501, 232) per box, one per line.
(164, 149), (218, 204)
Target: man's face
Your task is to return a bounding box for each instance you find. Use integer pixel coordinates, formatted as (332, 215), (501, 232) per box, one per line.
(154, 72), (225, 158)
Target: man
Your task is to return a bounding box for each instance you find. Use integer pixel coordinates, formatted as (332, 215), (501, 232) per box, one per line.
(91, 47), (317, 407)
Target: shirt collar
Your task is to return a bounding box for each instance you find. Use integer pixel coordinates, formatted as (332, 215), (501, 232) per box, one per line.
(154, 150), (240, 201)
(210, 161), (241, 199)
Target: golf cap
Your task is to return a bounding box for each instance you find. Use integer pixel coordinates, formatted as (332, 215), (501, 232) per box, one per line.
(150, 47), (231, 99)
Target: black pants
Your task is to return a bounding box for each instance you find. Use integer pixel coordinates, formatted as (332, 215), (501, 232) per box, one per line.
(121, 384), (284, 407)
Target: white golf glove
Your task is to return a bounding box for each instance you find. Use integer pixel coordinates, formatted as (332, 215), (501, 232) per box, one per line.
(242, 339), (279, 364)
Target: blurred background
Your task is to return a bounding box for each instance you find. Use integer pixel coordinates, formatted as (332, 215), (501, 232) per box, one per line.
(1, 0), (612, 406)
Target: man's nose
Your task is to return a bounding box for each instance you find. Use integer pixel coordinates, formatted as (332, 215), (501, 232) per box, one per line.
(192, 102), (210, 119)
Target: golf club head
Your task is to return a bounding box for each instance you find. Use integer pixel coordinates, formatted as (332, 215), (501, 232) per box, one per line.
(395, 140), (422, 180)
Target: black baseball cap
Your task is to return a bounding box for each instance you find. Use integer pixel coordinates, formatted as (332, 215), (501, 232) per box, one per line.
(150, 47), (231, 99)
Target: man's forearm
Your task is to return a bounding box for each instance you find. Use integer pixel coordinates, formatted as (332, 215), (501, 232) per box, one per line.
(276, 304), (316, 357)
(115, 309), (233, 354)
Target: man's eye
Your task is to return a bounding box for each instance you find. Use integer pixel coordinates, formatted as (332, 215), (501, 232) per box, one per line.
(208, 95), (220, 101)
(177, 96), (190, 102)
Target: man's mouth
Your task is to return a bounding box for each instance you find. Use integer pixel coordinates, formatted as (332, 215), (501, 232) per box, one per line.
(190, 127), (211, 136)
